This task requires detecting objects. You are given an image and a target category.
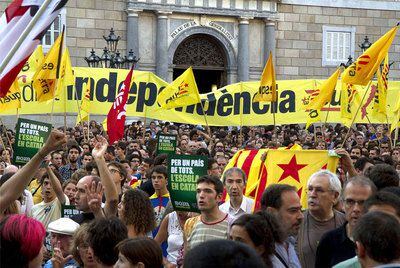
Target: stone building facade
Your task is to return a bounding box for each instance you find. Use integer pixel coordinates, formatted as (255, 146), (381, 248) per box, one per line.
(1, 0), (399, 92)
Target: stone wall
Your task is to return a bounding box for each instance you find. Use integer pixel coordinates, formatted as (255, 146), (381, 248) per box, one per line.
(275, 4), (400, 80)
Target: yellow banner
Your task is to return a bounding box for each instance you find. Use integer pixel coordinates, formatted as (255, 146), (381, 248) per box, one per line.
(2, 67), (400, 126)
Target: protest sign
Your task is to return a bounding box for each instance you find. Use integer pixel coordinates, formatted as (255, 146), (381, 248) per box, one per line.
(168, 155), (207, 212)
(13, 118), (51, 165)
(61, 205), (81, 218)
(157, 134), (177, 155)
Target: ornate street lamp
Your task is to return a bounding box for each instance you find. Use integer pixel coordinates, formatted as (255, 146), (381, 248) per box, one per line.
(85, 28), (139, 69)
(103, 28), (120, 53)
(84, 49), (101, 68)
(125, 49), (139, 69)
(359, 36), (372, 52)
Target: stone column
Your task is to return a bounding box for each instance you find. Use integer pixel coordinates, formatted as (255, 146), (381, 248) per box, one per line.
(126, 9), (141, 68)
(237, 17), (250, 82)
(264, 19), (276, 63)
(156, 11), (171, 80)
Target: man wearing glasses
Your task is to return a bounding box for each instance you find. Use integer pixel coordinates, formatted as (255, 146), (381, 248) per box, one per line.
(315, 176), (376, 267)
(297, 170), (346, 268)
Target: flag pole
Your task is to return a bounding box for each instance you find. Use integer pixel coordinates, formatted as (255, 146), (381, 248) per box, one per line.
(142, 105), (147, 141)
(341, 80), (373, 148)
(394, 108), (400, 147)
(199, 98), (211, 135)
(0, 0), (55, 74)
(74, 84), (87, 140)
(386, 115), (393, 147)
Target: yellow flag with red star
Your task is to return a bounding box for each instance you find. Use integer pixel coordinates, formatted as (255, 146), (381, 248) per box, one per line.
(156, 67), (201, 109)
(224, 149), (339, 209)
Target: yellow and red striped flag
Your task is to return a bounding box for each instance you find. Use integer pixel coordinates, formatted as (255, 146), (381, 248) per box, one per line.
(224, 149), (339, 209)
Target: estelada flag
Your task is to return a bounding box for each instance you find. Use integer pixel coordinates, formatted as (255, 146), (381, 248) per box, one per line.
(107, 67), (134, 144)
(224, 149), (338, 210)
(253, 51), (277, 102)
(0, 79), (21, 111)
(156, 67), (201, 109)
(0, 0), (68, 97)
(32, 29), (64, 102)
(342, 25), (398, 86)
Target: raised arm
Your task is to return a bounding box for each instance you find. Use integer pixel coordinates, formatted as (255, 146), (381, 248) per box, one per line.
(45, 165), (66, 204)
(0, 130), (66, 215)
(91, 136), (118, 217)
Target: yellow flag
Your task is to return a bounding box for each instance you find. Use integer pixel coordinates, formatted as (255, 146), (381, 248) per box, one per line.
(306, 68), (341, 111)
(372, 54), (389, 122)
(156, 67), (201, 109)
(340, 82), (361, 127)
(0, 79), (21, 111)
(56, 48), (75, 97)
(390, 93), (400, 133)
(305, 68), (341, 129)
(25, 45), (44, 73)
(76, 79), (91, 125)
(342, 25), (398, 86)
(102, 118), (107, 132)
(253, 52), (277, 102)
(32, 31), (64, 102)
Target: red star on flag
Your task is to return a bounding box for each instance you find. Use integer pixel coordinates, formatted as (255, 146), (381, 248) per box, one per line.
(277, 155), (307, 183)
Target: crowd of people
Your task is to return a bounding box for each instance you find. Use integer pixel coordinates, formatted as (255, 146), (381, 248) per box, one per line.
(0, 119), (400, 268)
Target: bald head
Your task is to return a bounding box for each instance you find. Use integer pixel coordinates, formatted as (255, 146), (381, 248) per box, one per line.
(75, 175), (101, 212)
(4, 165), (18, 174)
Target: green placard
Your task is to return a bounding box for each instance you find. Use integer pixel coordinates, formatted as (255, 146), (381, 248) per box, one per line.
(157, 134), (177, 155)
(61, 205), (81, 218)
(168, 155), (208, 212)
(13, 118), (52, 165)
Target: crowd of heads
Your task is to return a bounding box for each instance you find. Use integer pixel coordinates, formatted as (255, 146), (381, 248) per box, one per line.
(0, 120), (399, 268)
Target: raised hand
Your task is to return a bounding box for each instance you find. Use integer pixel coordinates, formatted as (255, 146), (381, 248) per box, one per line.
(85, 181), (104, 218)
(40, 130), (67, 156)
(91, 135), (108, 160)
(51, 241), (73, 268)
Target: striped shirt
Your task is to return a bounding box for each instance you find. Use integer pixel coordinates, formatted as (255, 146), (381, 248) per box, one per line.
(186, 214), (230, 250)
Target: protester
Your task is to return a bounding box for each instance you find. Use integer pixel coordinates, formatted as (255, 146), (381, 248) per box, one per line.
(32, 165), (69, 228)
(44, 217), (80, 268)
(155, 210), (190, 267)
(118, 188), (155, 238)
(0, 214), (46, 268)
(183, 239), (267, 268)
(115, 238), (163, 268)
(72, 139), (119, 223)
(70, 224), (97, 268)
(62, 179), (77, 205)
(315, 176), (376, 267)
(184, 175), (231, 250)
(367, 163), (400, 190)
(59, 144), (82, 182)
(149, 165), (170, 227)
(353, 211), (400, 267)
(219, 167), (254, 221)
(230, 211), (282, 267)
(261, 184), (303, 268)
(87, 217), (128, 267)
(297, 170), (346, 268)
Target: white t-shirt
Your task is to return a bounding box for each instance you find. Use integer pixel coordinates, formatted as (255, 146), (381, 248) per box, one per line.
(219, 196), (254, 221)
(32, 195), (69, 229)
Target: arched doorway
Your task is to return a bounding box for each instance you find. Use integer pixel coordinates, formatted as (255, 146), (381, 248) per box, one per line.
(173, 34), (227, 94)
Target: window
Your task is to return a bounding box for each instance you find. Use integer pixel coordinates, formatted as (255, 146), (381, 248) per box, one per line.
(42, 8), (66, 51)
(322, 26), (355, 67)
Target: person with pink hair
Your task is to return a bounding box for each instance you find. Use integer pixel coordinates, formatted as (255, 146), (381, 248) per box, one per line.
(0, 214), (46, 268)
